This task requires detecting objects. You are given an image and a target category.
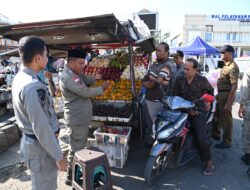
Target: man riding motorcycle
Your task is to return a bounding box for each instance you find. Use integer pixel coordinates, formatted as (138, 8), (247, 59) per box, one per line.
(173, 58), (214, 175)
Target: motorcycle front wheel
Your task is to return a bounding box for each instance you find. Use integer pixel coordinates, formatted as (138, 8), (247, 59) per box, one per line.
(144, 149), (171, 185)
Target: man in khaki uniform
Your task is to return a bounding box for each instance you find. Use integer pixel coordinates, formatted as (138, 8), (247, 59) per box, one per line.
(212, 45), (239, 149)
(238, 67), (250, 165)
(59, 49), (109, 185)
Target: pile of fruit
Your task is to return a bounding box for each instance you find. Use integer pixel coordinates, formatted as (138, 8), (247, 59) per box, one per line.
(93, 104), (130, 118)
(89, 57), (110, 68)
(100, 125), (129, 135)
(109, 52), (129, 70)
(93, 79), (142, 100)
(120, 65), (147, 80)
(133, 54), (149, 68)
(82, 67), (122, 81)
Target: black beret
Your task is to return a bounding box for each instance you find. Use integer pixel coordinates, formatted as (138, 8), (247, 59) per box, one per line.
(68, 49), (86, 59)
(220, 45), (234, 54)
(174, 50), (184, 58)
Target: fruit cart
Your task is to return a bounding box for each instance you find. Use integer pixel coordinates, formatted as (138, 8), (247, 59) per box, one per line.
(0, 14), (154, 167)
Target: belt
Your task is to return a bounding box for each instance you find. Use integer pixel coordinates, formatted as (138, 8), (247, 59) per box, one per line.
(24, 129), (60, 140)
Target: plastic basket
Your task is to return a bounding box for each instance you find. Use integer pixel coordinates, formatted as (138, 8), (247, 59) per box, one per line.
(97, 144), (129, 168)
(94, 126), (132, 146)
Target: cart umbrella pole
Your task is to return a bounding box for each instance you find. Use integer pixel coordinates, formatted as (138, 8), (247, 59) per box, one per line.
(128, 42), (136, 99)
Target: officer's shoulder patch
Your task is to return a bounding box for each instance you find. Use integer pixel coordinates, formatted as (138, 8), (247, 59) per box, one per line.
(72, 75), (80, 83)
(37, 89), (46, 102)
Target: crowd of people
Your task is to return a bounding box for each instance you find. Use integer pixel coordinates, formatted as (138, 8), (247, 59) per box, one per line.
(142, 42), (249, 177)
(10, 35), (250, 189)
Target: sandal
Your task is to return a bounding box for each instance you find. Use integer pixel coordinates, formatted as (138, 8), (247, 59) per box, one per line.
(203, 165), (214, 176)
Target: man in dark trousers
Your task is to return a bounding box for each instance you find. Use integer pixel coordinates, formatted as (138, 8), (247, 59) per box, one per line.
(212, 45), (239, 149)
(173, 58), (214, 175)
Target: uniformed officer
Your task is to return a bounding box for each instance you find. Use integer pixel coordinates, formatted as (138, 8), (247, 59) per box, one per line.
(212, 45), (239, 148)
(238, 67), (250, 165)
(59, 49), (109, 185)
(12, 36), (67, 190)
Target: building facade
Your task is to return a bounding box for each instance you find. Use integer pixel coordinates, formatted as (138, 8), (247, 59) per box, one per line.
(183, 14), (250, 57)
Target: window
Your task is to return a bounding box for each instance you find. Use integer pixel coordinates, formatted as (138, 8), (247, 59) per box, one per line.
(205, 32), (213, 42)
(232, 32), (237, 42)
(206, 25), (213, 32)
(237, 33), (242, 43)
(227, 33), (231, 41)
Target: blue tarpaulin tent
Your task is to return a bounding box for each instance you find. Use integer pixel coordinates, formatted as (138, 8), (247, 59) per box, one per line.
(171, 36), (219, 55)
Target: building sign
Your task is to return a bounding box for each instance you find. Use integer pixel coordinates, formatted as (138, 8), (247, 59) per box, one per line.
(211, 14), (250, 22)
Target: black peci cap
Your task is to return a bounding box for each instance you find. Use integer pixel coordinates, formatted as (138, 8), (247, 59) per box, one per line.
(68, 49), (86, 59)
(174, 50), (184, 58)
(220, 45), (235, 54)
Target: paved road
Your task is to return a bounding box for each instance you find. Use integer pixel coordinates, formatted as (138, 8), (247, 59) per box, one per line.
(0, 93), (250, 190)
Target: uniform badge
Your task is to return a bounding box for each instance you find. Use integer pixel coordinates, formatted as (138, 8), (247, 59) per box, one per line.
(72, 75), (83, 85)
(37, 89), (46, 106)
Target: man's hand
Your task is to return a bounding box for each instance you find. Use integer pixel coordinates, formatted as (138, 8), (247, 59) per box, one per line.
(44, 71), (52, 79)
(143, 81), (155, 89)
(156, 77), (169, 86)
(205, 102), (211, 112)
(188, 110), (200, 116)
(102, 81), (110, 90)
(56, 158), (67, 171)
(238, 104), (245, 118)
(224, 102), (232, 112)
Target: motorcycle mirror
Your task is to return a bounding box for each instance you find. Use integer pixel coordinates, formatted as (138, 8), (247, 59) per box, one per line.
(201, 94), (214, 103)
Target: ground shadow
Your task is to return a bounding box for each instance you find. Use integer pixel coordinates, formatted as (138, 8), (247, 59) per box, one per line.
(0, 162), (30, 183)
(109, 137), (201, 190)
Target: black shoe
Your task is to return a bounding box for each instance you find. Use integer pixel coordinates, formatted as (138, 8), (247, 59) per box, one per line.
(241, 154), (250, 165)
(65, 179), (72, 186)
(214, 143), (231, 149)
(65, 168), (72, 186)
(211, 135), (220, 141)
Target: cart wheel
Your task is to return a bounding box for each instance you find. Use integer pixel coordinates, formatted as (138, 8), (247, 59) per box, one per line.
(247, 167), (250, 176)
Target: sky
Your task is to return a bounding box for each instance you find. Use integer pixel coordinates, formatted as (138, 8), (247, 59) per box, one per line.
(0, 0), (250, 38)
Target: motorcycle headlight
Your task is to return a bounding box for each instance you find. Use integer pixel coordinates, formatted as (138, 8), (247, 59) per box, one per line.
(157, 128), (175, 139)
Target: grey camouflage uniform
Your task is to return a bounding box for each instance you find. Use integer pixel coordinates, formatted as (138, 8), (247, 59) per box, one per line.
(12, 67), (62, 190)
(239, 67), (250, 154)
(59, 66), (103, 170)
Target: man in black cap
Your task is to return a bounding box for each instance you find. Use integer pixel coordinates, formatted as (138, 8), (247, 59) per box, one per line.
(212, 45), (239, 149)
(59, 49), (110, 185)
(170, 50), (185, 92)
(174, 50), (184, 75)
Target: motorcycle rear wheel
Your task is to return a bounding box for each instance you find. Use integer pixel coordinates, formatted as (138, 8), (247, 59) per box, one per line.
(144, 150), (170, 185)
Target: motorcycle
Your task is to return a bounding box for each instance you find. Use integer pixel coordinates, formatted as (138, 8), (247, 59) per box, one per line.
(144, 94), (216, 185)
